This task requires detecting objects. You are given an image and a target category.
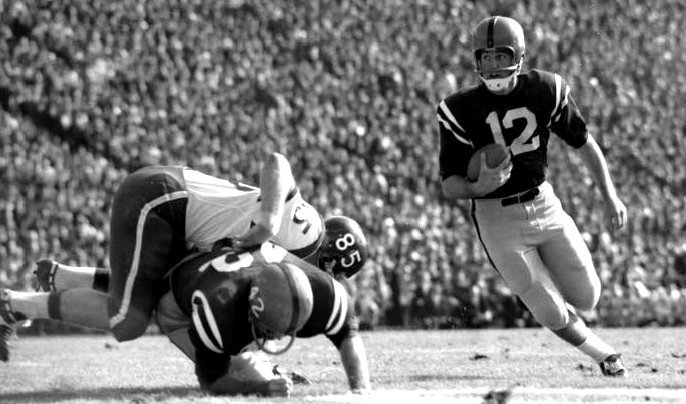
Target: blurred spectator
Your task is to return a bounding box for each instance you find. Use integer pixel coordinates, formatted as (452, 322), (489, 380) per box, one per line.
(0, 0), (684, 330)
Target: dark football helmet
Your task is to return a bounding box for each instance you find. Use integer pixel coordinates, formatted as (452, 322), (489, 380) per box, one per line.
(316, 216), (368, 278)
(472, 16), (525, 93)
(248, 262), (313, 355)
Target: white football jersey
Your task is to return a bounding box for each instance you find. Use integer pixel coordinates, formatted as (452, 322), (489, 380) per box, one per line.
(182, 168), (323, 255)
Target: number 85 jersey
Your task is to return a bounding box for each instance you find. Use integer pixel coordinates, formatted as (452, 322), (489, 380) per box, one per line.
(437, 69), (590, 198)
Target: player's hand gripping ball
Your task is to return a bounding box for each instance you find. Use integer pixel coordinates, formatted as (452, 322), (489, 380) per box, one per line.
(467, 143), (510, 181)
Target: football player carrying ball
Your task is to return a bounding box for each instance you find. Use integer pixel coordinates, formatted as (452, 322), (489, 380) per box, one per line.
(437, 16), (628, 377)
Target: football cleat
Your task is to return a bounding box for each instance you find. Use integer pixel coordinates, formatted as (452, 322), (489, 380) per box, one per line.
(1, 285), (25, 362)
(599, 353), (627, 377)
(34, 259), (59, 292)
(0, 324), (12, 362)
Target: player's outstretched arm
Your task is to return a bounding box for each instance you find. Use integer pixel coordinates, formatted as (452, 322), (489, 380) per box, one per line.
(337, 334), (372, 394)
(234, 152), (296, 249)
(577, 134), (627, 232)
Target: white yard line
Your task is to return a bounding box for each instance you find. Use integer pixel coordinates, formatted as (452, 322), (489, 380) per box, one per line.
(307, 387), (686, 403)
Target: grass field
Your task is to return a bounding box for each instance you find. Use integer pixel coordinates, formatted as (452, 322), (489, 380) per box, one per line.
(1, 327), (686, 403)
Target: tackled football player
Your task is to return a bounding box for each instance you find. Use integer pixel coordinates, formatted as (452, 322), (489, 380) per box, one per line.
(437, 16), (628, 376)
(0, 153), (367, 368)
(154, 242), (371, 396)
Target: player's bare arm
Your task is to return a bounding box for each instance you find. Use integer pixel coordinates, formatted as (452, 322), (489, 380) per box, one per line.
(234, 152), (296, 249)
(337, 334), (372, 394)
(577, 134), (627, 232)
(442, 153), (512, 200)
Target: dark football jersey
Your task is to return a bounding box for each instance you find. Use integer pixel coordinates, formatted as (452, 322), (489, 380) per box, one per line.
(437, 69), (589, 198)
(168, 242), (358, 384)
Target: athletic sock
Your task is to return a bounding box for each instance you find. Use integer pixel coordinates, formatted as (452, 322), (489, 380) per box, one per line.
(552, 309), (615, 362)
(7, 290), (49, 320)
(576, 332), (616, 363)
(53, 264), (100, 290)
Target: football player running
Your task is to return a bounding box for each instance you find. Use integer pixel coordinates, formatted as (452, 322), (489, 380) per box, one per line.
(0, 152), (367, 363)
(437, 16), (628, 376)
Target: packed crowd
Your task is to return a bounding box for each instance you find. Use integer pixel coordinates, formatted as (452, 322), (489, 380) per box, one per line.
(1, 0), (684, 330)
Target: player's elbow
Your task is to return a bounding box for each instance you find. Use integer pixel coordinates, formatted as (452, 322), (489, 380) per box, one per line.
(442, 184), (458, 200)
(441, 178), (464, 200)
(266, 152), (288, 168)
(262, 152), (295, 188)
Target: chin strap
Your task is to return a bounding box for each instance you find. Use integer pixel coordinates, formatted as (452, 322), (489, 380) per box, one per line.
(481, 75), (517, 93)
(477, 57), (523, 94)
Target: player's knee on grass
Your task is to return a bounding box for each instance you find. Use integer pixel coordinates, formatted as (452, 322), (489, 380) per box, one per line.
(110, 310), (152, 342)
(519, 282), (569, 330)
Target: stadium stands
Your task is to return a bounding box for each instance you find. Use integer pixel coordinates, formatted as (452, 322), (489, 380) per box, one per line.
(1, 0), (684, 329)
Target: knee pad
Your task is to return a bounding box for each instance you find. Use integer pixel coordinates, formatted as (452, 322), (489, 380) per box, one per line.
(518, 282), (569, 330)
(110, 306), (153, 342)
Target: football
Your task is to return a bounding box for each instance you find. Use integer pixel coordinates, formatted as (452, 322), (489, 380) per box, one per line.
(467, 144), (510, 181)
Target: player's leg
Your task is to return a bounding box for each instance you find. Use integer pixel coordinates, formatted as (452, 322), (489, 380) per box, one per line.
(539, 213), (599, 311)
(107, 167), (188, 342)
(1, 285), (110, 362)
(472, 197), (625, 376)
(35, 259), (109, 292)
(472, 199), (569, 329)
(538, 211), (625, 376)
(1, 168), (188, 341)
(3, 167), (189, 344)
(4, 288), (110, 330)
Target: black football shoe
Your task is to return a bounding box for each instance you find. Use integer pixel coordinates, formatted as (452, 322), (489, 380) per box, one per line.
(599, 353), (627, 377)
(1, 286), (19, 362)
(34, 259), (59, 292)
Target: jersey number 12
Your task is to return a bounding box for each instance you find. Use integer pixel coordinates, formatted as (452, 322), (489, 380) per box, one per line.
(485, 107), (540, 156)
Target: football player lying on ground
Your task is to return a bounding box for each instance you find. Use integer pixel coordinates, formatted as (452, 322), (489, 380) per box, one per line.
(2, 242), (372, 396)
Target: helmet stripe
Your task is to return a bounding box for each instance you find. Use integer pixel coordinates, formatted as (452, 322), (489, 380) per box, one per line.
(486, 16), (497, 48)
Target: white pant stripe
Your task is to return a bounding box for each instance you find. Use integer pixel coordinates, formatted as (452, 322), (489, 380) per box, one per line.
(110, 191), (188, 329)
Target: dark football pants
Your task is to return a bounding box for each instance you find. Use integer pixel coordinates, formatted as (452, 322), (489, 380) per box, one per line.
(471, 181), (600, 330)
(108, 166), (189, 341)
